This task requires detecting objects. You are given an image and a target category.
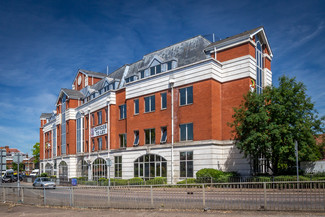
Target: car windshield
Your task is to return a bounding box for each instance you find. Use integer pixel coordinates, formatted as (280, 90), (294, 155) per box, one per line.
(41, 178), (51, 182)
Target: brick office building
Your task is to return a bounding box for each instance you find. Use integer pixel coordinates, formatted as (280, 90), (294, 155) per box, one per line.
(40, 26), (272, 183)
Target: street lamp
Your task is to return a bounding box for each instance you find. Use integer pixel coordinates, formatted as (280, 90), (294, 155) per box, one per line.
(106, 158), (112, 187)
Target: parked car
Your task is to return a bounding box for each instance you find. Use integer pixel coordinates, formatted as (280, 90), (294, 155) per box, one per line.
(2, 175), (15, 183)
(33, 177), (56, 189)
(30, 169), (39, 177)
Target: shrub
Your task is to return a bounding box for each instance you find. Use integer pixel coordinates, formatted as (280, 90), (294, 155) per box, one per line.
(196, 168), (224, 183)
(177, 178), (196, 184)
(50, 175), (56, 179)
(40, 173), (48, 177)
(253, 176), (271, 182)
(146, 177), (167, 185)
(110, 178), (128, 186)
(128, 177), (144, 185)
(77, 177), (88, 181)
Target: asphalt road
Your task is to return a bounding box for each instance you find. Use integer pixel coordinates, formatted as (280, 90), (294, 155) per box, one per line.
(2, 184), (325, 211)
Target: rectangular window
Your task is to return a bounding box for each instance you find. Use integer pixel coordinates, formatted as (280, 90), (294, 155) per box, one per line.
(92, 113), (95, 126)
(98, 137), (102, 150)
(160, 127), (167, 143)
(92, 139), (95, 151)
(134, 99), (139, 115)
(180, 151), (193, 178)
(144, 95), (155, 113)
(97, 111), (102, 125)
(145, 128), (155, 144)
(119, 134), (127, 148)
(161, 92), (167, 109)
(105, 108), (108, 122)
(140, 70), (145, 79)
(150, 65), (161, 75)
(115, 156), (122, 178)
(105, 136), (107, 149)
(134, 131), (139, 146)
(167, 61), (172, 70)
(86, 116), (89, 129)
(119, 104), (126, 119)
(180, 123), (193, 141)
(179, 86), (193, 106)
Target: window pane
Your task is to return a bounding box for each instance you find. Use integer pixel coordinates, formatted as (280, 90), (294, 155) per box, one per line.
(145, 163), (149, 177)
(188, 123), (193, 140)
(151, 129), (155, 144)
(161, 93), (167, 109)
(156, 163), (161, 177)
(140, 163), (143, 176)
(156, 65), (161, 74)
(150, 163), (155, 178)
(180, 162), (186, 177)
(134, 99), (139, 114)
(187, 161), (193, 177)
(134, 163), (138, 177)
(162, 162), (167, 177)
(187, 151), (193, 160)
(151, 95), (155, 111)
(145, 97), (149, 112)
(145, 130), (150, 144)
(134, 131), (139, 145)
(167, 61), (172, 70)
(180, 152), (186, 160)
(141, 71), (144, 78)
(187, 86), (193, 104)
(150, 67), (155, 75)
(161, 127), (167, 143)
(180, 124), (186, 141)
(180, 88), (186, 105)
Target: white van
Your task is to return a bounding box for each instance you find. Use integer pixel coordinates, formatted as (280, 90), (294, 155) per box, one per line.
(30, 169), (39, 177)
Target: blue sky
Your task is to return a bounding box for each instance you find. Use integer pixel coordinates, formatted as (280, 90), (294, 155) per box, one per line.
(0, 0), (324, 155)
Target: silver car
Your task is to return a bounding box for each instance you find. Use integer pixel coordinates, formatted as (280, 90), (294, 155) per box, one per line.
(33, 177), (56, 189)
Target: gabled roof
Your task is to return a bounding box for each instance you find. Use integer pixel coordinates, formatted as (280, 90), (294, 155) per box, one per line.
(205, 26), (273, 57)
(72, 69), (108, 86)
(40, 113), (52, 119)
(55, 88), (85, 105)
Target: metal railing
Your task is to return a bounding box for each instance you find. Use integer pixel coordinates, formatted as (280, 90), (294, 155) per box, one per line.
(1, 181), (324, 211)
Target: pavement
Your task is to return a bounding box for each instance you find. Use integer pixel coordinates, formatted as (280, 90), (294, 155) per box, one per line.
(1, 203), (325, 217)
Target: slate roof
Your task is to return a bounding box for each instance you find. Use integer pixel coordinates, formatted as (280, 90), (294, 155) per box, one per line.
(40, 113), (52, 119)
(62, 88), (85, 99)
(79, 69), (108, 78)
(205, 26), (264, 51)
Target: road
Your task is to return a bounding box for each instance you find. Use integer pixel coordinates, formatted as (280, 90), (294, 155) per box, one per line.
(2, 184), (324, 211)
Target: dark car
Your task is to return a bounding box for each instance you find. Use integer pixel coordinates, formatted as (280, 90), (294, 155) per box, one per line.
(2, 175), (15, 183)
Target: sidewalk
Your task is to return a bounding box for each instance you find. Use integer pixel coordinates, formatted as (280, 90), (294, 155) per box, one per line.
(1, 203), (324, 217)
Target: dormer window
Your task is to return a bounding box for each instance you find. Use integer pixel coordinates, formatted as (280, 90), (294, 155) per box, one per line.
(140, 70), (145, 79)
(167, 61), (172, 70)
(150, 65), (161, 75)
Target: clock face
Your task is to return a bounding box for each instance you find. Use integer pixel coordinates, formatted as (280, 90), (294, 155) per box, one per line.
(78, 75), (82, 85)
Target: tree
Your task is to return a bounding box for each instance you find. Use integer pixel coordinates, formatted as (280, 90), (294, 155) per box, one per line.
(32, 142), (40, 169)
(230, 76), (324, 175)
(12, 162), (25, 171)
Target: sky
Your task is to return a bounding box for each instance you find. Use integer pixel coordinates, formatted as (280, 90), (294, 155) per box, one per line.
(0, 0), (324, 155)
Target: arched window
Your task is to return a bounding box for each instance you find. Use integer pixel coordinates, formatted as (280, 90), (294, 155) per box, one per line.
(59, 161), (68, 180)
(92, 158), (107, 181)
(255, 36), (263, 94)
(134, 154), (167, 180)
(45, 163), (53, 176)
(77, 159), (88, 178)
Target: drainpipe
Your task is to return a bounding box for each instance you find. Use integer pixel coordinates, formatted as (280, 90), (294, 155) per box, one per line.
(106, 99), (111, 179)
(214, 47), (217, 60)
(169, 78), (175, 184)
(88, 108), (91, 156)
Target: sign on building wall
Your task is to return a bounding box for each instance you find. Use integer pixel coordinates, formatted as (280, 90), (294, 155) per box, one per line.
(0, 149), (6, 171)
(91, 124), (108, 137)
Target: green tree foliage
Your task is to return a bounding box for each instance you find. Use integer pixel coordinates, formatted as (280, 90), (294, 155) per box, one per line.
(32, 142), (40, 164)
(12, 162), (25, 171)
(231, 76), (324, 175)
